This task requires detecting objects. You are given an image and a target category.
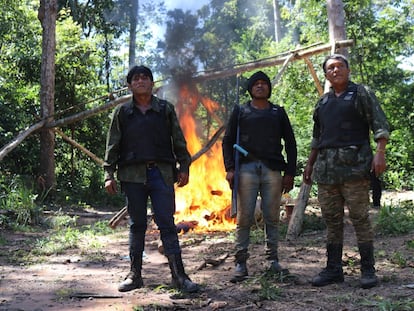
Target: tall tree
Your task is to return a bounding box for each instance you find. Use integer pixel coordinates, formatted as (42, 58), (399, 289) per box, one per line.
(273, 0), (282, 42)
(128, 0), (138, 68)
(326, 0), (347, 56)
(38, 0), (58, 193)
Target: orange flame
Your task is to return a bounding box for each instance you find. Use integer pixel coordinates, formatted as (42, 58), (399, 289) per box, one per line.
(174, 84), (235, 232)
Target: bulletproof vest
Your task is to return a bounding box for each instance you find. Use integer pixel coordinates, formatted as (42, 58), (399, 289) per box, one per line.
(238, 103), (285, 163)
(316, 85), (369, 148)
(118, 100), (175, 165)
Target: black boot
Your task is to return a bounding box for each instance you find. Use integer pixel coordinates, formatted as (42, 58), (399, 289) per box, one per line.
(230, 261), (248, 283)
(312, 243), (344, 287)
(118, 255), (144, 292)
(230, 251), (249, 283)
(167, 253), (199, 293)
(359, 242), (378, 289)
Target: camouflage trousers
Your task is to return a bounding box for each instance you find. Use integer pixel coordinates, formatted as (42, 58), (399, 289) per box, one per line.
(318, 179), (374, 244)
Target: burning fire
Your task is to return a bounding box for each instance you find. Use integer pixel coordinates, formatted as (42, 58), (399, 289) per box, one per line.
(173, 84), (235, 232)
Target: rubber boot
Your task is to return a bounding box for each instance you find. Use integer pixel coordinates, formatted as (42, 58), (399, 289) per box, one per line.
(118, 255), (143, 292)
(312, 243), (344, 287)
(358, 242), (378, 289)
(167, 253), (199, 293)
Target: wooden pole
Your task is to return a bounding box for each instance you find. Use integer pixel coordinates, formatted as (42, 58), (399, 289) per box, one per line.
(303, 56), (324, 96)
(0, 120), (46, 161)
(286, 183), (312, 241)
(54, 128), (104, 166)
(47, 94), (131, 129)
(191, 40), (354, 83)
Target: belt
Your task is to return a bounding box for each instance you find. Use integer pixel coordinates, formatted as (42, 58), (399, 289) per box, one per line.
(146, 161), (157, 169)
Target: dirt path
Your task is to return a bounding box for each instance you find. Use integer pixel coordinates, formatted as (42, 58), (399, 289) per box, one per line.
(1, 191), (413, 311)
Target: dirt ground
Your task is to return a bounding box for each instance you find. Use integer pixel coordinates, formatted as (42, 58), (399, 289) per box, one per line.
(1, 191), (413, 311)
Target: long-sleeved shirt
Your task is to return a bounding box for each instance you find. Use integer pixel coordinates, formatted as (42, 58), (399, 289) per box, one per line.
(222, 101), (297, 176)
(103, 95), (191, 186)
(311, 82), (390, 184)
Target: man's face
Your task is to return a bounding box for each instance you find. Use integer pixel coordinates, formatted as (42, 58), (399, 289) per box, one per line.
(324, 58), (350, 86)
(128, 73), (154, 95)
(251, 79), (269, 99)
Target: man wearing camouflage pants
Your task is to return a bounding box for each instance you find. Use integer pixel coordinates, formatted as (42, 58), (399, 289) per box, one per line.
(303, 54), (390, 289)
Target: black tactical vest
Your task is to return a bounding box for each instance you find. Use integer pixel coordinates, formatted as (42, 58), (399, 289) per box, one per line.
(238, 103), (285, 165)
(316, 85), (369, 148)
(118, 100), (175, 165)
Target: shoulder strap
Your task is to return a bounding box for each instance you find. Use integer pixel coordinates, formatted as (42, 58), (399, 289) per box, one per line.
(158, 98), (173, 133)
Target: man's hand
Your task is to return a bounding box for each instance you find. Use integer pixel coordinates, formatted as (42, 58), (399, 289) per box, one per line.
(282, 175), (294, 193)
(302, 164), (313, 185)
(225, 171), (234, 189)
(371, 151), (387, 177)
(105, 179), (117, 195)
(176, 172), (189, 187)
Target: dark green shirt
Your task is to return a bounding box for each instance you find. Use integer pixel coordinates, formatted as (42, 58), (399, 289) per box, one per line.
(103, 95), (191, 186)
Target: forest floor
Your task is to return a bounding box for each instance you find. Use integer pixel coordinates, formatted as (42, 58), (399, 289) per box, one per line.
(1, 191), (413, 311)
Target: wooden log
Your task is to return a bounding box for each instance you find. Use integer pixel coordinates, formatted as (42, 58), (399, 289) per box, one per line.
(191, 126), (225, 162)
(55, 128), (104, 165)
(47, 93), (131, 129)
(303, 56), (324, 96)
(0, 120), (46, 161)
(191, 40), (354, 83)
(286, 183), (312, 241)
(271, 52), (294, 86)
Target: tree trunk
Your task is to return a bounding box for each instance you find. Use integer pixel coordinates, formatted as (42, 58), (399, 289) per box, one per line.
(128, 0), (139, 68)
(272, 0), (282, 42)
(38, 0), (57, 193)
(326, 0), (348, 56)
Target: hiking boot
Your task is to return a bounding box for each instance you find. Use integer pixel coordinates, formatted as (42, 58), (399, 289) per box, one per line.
(312, 243), (344, 287)
(359, 242), (378, 289)
(269, 260), (289, 275)
(118, 271), (143, 292)
(360, 269), (378, 289)
(311, 267), (344, 286)
(167, 253), (200, 293)
(230, 262), (248, 283)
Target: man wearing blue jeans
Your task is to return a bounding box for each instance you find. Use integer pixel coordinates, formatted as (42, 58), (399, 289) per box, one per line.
(104, 65), (199, 293)
(222, 71), (297, 282)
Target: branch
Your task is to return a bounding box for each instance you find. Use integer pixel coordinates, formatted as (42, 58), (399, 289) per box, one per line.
(191, 126), (225, 162)
(46, 94), (131, 129)
(54, 128), (104, 165)
(0, 120), (46, 161)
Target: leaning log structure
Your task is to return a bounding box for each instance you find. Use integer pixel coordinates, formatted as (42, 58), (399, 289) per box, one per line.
(0, 39), (353, 162)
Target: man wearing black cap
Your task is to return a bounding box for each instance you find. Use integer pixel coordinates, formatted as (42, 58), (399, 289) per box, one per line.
(103, 65), (199, 293)
(222, 71), (297, 282)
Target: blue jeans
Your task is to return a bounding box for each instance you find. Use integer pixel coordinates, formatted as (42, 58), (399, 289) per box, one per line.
(122, 166), (181, 257)
(235, 161), (283, 261)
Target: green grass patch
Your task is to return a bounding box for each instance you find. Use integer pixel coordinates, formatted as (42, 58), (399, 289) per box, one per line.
(375, 201), (414, 236)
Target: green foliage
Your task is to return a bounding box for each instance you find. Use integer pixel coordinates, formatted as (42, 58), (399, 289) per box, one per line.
(27, 219), (114, 258)
(371, 297), (414, 311)
(390, 251), (407, 268)
(375, 201), (414, 236)
(302, 211), (327, 233)
(0, 175), (43, 228)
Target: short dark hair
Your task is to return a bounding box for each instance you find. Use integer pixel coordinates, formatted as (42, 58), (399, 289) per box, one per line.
(322, 54), (349, 73)
(126, 65), (154, 83)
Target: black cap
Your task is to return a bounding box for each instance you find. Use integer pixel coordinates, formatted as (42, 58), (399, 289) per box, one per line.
(247, 71), (272, 98)
(127, 65), (154, 83)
